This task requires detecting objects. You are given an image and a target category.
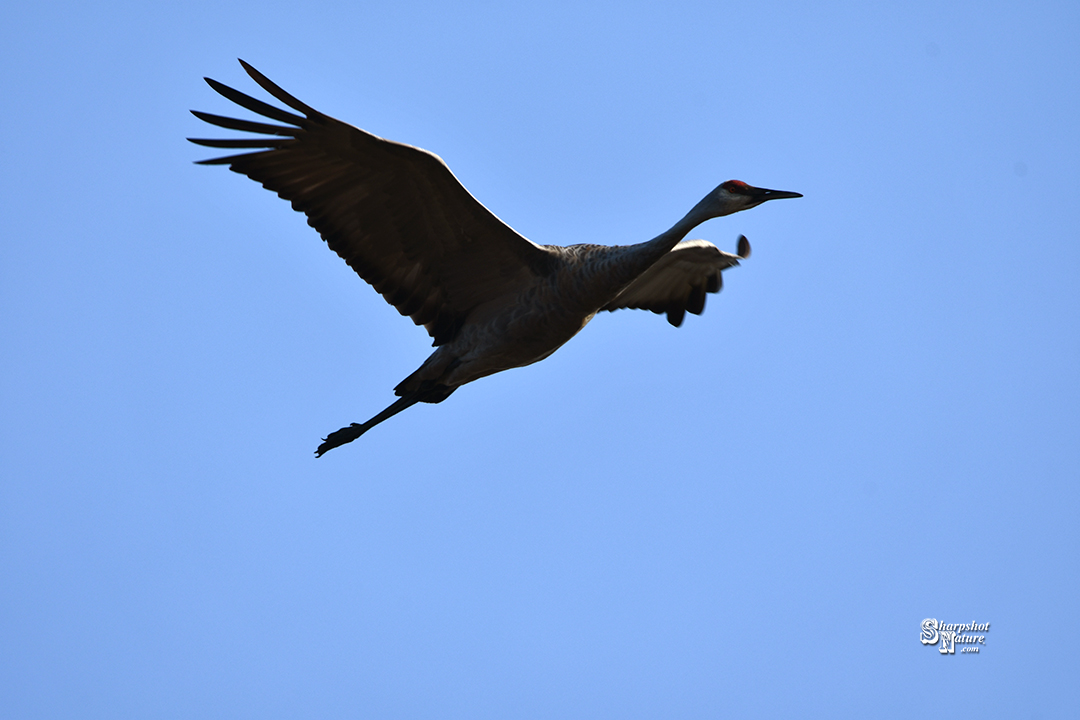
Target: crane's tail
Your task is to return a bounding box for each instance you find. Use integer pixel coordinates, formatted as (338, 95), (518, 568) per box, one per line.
(315, 394), (422, 457)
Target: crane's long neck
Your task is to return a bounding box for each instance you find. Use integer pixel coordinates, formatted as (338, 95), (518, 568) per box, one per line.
(609, 195), (716, 286)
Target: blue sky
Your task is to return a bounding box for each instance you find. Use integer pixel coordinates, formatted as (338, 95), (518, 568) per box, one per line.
(2, 0), (1078, 717)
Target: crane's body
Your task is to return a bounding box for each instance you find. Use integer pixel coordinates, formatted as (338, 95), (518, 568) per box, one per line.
(397, 244), (655, 394)
(189, 61), (801, 456)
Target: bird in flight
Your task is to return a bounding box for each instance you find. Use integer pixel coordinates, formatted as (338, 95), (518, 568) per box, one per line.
(189, 60), (802, 456)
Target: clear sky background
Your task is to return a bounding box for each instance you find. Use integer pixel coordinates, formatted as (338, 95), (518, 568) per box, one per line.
(2, 1), (1078, 717)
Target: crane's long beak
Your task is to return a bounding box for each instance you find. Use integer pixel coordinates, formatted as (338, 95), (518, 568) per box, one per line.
(756, 187), (803, 201)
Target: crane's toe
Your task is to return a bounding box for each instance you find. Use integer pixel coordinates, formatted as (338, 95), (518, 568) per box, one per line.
(315, 423), (365, 457)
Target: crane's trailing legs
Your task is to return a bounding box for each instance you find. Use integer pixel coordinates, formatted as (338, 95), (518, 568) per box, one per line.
(316, 377), (459, 456)
(316, 395), (421, 457)
(314, 392), (434, 456)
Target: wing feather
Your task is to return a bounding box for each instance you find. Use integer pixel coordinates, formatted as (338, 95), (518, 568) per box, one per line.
(602, 237), (749, 327)
(189, 60), (557, 345)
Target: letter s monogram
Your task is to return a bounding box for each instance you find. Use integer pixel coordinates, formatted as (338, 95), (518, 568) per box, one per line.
(920, 618), (939, 645)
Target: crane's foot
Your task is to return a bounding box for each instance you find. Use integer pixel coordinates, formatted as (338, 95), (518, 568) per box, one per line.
(315, 423), (367, 457)
(314, 392), (426, 457)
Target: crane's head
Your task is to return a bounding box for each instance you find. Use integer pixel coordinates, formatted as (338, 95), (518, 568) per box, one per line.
(709, 180), (803, 217)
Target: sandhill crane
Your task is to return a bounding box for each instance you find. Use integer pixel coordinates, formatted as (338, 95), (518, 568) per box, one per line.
(189, 60), (802, 456)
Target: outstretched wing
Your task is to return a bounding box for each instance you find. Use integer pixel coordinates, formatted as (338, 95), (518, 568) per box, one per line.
(602, 236), (750, 327)
(189, 60), (556, 346)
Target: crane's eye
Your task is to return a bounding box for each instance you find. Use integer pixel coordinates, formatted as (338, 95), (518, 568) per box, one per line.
(721, 180), (749, 194)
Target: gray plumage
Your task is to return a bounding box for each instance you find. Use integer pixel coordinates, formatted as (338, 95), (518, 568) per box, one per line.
(189, 60), (801, 456)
